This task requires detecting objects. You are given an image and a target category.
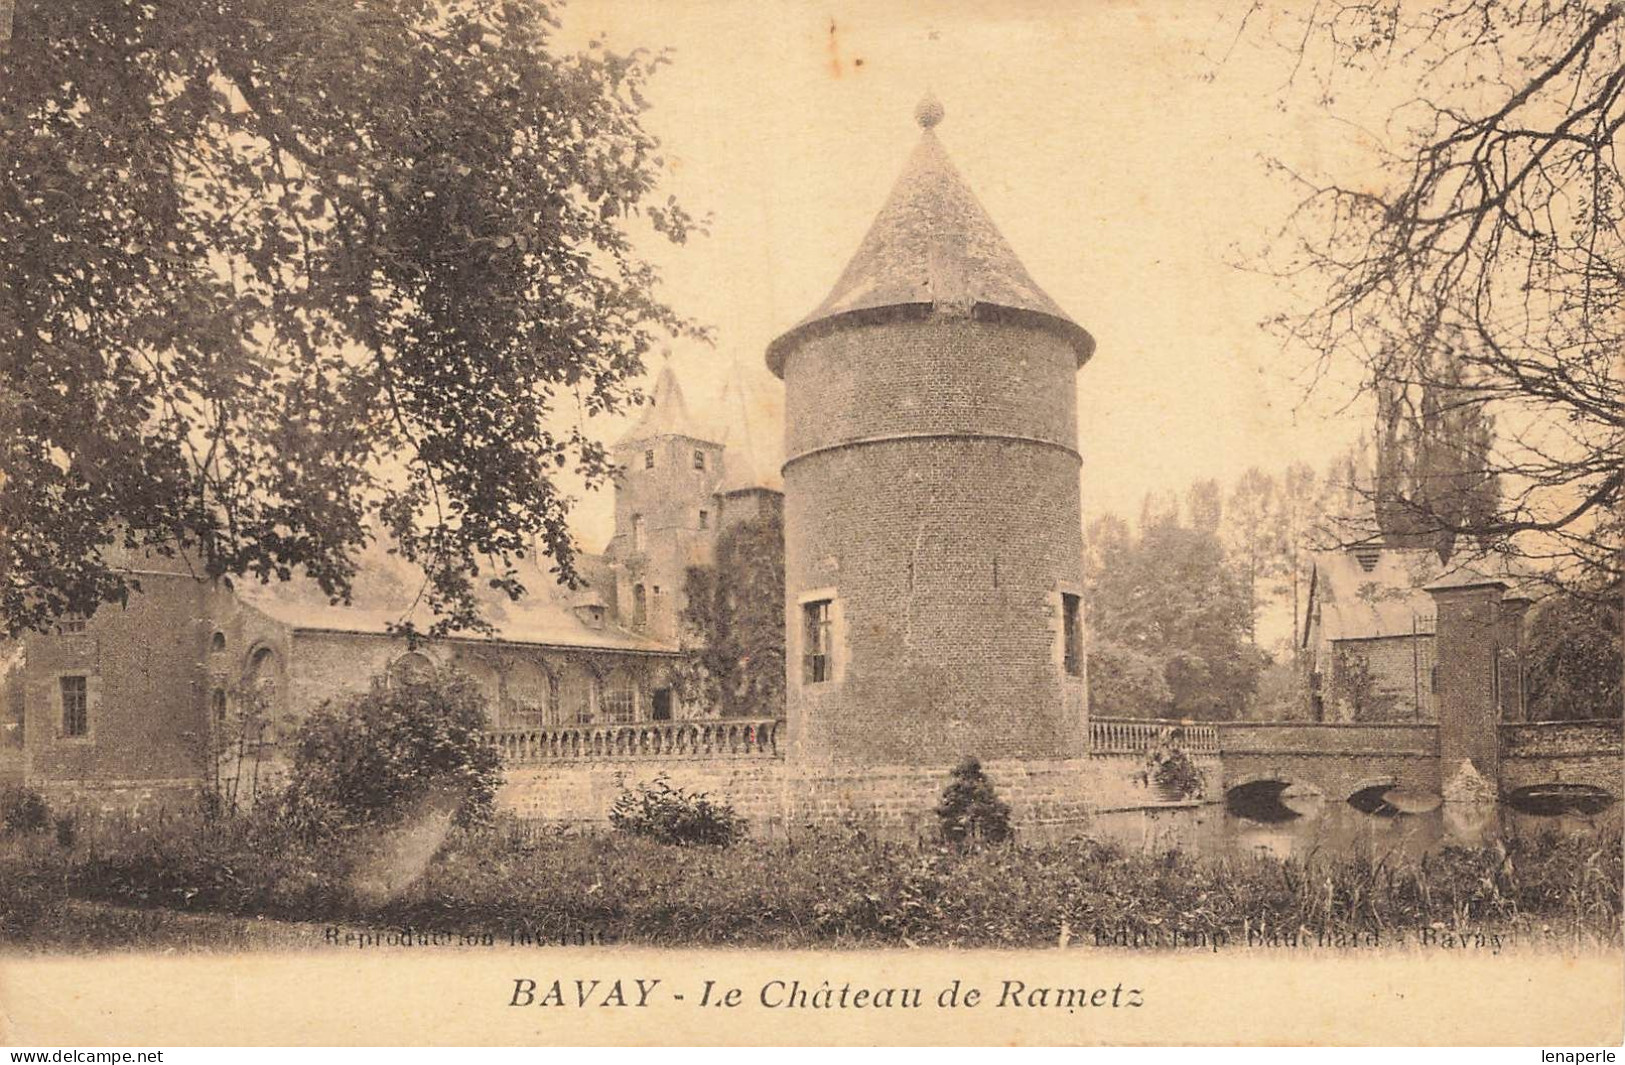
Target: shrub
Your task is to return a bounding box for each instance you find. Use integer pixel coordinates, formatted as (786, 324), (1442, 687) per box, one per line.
(1140, 743), (1206, 800)
(279, 668), (501, 838)
(1, 785), (50, 835)
(935, 757), (1012, 847)
(609, 774), (742, 846)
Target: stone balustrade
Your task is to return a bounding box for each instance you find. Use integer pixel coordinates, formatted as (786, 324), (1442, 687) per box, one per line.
(489, 717), (783, 764)
(1090, 717), (1220, 755)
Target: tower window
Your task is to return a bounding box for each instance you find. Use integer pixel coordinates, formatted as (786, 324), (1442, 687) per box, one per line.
(633, 584), (647, 631)
(699, 509), (710, 530)
(1062, 593), (1083, 677)
(644, 449), (656, 469)
(632, 514), (645, 551)
(60, 676), (88, 737)
(211, 688), (229, 722)
(210, 631), (227, 653)
(693, 449), (706, 470)
(803, 600), (833, 684)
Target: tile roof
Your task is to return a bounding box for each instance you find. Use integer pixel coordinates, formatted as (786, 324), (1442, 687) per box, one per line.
(238, 540), (673, 654)
(616, 360), (709, 447)
(716, 362), (784, 494)
(767, 97), (1094, 375)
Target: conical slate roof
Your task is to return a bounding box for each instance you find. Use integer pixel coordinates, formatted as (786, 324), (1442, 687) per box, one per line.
(767, 95), (1094, 376)
(716, 362), (784, 494)
(617, 359), (707, 446)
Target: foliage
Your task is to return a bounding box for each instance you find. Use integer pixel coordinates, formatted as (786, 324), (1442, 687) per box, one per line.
(0, 785), (49, 835)
(0, 0), (700, 637)
(1246, 1), (1624, 590)
(279, 668), (501, 838)
(1524, 592), (1624, 721)
(1246, 656), (1313, 722)
(1086, 506), (1265, 719)
(678, 512), (785, 717)
(1084, 636), (1173, 717)
(1138, 743), (1206, 801)
(934, 757), (1013, 848)
(608, 773), (742, 846)
(1330, 646), (1400, 723)
(3, 812), (1620, 950)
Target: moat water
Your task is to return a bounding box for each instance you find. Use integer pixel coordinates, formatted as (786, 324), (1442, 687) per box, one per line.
(1089, 798), (1621, 861)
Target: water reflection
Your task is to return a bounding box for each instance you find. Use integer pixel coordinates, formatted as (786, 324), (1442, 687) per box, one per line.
(1090, 798), (1620, 862)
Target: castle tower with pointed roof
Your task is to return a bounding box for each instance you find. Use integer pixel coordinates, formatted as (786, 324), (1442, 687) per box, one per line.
(715, 361), (785, 530)
(770, 97), (1095, 822)
(602, 359), (725, 647)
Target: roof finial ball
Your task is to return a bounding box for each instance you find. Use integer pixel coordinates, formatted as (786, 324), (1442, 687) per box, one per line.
(914, 92), (945, 131)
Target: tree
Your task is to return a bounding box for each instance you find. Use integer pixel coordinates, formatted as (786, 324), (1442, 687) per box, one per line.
(1371, 348), (1500, 562)
(0, 0), (698, 637)
(1523, 591), (1624, 720)
(280, 668), (501, 837)
(678, 512), (785, 718)
(1222, 467), (1279, 645)
(934, 757), (1013, 848)
(1247, 1), (1625, 593)
(1085, 505), (1264, 720)
(1272, 461), (1320, 651)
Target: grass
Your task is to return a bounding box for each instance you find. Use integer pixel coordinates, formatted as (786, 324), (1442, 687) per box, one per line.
(2, 806), (1620, 952)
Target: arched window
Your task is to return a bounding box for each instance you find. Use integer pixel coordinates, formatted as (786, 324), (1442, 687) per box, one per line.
(504, 659), (557, 728)
(632, 584), (647, 631)
(244, 647), (280, 736)
(389, 651), (436, 687)
(211, 688), (229, 722)
(601, 671), (636, 724)
(210, 631), (226, 653)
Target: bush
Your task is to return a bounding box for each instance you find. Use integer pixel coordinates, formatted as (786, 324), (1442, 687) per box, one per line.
(279, 668), (501, 838)
(609, 774), (742, 846)
(1140, 743), (1206, 800)
(935, 757), (1012, 847)
(1, 785), (50, 835)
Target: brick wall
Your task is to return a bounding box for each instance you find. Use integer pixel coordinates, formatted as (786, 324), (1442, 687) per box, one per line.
(1429, 584), (1504, 791)
(1500, 720), (1623, 796)
(21, 570), (213, 788)
(497, 754), (1203, 837)
(779, 315), (1087, 768)
(1216, 722), (1441, 799)
(602, 434), (724, 643)
(1325, 634), (1437, 722)
(498, 758), (786, 829)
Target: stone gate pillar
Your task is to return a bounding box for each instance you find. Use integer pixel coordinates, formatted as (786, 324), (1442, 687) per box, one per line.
(1424, 573), (1507, 802)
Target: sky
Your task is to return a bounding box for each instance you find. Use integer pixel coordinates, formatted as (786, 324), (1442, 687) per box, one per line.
(548, 0), (1388, 551)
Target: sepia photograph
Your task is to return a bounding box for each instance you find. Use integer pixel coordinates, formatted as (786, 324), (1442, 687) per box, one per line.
(0, 0), (1620, 1050)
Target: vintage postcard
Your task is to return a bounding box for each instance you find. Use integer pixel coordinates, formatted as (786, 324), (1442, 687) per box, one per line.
(0, 0), (1621, 1049)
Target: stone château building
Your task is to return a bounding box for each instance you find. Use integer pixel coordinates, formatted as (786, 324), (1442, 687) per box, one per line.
(4, 97), (1611, 827)
(0, 363), (783, 810)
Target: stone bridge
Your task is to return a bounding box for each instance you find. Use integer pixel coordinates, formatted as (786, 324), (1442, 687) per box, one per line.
(1208, 719), (1622, 805)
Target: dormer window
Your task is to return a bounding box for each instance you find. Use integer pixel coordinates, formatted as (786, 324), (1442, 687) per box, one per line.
(644, 449), (656, 469)
(693, 449), (706, 470)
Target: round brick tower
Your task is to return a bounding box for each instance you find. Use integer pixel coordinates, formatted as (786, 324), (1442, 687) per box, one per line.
(768, 97), (1096, 825)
